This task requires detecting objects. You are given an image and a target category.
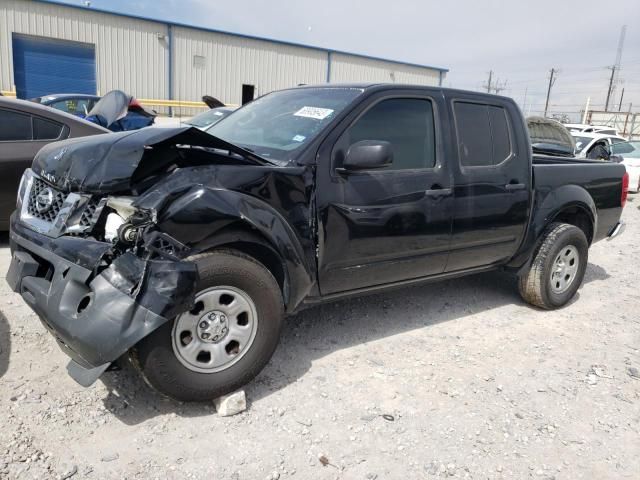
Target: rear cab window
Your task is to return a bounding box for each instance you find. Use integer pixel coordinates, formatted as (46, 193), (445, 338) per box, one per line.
(453, 101), (513, 167)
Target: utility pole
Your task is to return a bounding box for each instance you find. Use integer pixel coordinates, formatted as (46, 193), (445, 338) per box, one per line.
(582, 97), (590, 124)
(618, 88), (625, 111)
(484, 70), (493, 94)
(609, 25), (627, 108)
(605, 66), (616, 111)
(522, 86), (528, 112)
(544, 68), (557, 118)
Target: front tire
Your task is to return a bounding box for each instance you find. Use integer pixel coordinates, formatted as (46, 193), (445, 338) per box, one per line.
(518, 223), (588, 309)
(132, 249), (284, 402)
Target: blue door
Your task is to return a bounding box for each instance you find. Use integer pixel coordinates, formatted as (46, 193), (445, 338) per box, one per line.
(12, 34), (96, 99)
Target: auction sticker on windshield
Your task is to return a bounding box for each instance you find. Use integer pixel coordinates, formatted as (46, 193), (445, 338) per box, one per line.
(294, 106), (334, 120)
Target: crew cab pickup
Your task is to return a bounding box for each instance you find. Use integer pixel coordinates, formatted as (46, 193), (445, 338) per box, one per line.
(7, 84), (628, 401)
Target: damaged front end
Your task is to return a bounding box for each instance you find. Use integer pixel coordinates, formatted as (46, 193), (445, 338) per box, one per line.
(7, 166), (198, 387)
(7, 126), (314, 387)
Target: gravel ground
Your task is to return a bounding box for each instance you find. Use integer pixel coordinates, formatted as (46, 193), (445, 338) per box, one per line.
(1, 199), (639, 480)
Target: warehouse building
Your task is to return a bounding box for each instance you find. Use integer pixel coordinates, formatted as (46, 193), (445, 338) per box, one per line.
(0, 0), (448, 114)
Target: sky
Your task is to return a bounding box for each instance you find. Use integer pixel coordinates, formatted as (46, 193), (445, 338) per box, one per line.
(59, 0), (640, 121)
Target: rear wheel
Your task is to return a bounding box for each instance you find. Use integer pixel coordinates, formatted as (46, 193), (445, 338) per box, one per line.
(518, 223), (588, 309)
(132, 249), (283, 402)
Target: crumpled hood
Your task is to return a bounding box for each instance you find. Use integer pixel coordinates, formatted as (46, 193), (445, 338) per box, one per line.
(32, 126), (268, 194)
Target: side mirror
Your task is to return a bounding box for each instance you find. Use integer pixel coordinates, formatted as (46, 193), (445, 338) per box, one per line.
(339, 140), (393, 172)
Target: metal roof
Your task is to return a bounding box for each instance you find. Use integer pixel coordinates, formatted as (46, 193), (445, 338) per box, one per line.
(33, 0), (449, 73)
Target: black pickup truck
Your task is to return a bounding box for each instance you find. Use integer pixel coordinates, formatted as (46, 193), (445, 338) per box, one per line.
(7, 84), (628, 401)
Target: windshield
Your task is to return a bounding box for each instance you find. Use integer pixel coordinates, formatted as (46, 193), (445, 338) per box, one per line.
(187, 108), (233, 128)
(573, 136), (592, 153)
(206, 87), (364, 162)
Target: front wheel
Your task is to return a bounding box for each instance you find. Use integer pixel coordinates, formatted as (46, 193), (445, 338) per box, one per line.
(131, 249), (284, 402)
(518, 223), (589, 309)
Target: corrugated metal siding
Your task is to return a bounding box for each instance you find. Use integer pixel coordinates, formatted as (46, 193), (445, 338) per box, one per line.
(0, 0), (167, 99)
(172, 26), (327, 109)
(330, 53), (441, 86)
(1, 1), (445, 117)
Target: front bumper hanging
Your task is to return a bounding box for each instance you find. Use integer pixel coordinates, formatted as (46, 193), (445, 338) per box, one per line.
(7, 215), (198, 386)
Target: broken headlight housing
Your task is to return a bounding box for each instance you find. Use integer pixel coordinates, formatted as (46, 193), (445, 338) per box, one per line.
(102, 196), (155, 245)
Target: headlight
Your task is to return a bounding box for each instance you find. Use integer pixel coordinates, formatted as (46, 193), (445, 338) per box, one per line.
(16, 168), (33, 209)
(106, 196), (136, 218)
(104, 213), (125, 243)
(103, 196), (155, 244)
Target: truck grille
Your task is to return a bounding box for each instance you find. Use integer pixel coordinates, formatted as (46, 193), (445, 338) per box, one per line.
(80, 197), (101, 227)
(19, 170), (104, 237)
(27, 177), (66, 223)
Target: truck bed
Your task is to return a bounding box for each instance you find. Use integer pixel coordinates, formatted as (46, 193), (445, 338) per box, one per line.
(533, 154), (610, 165)
(531, 154), (626, 243)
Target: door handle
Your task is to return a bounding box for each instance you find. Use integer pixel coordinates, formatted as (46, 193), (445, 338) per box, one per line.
(425, 187), (453, 197)
(505, 183), (526, 191)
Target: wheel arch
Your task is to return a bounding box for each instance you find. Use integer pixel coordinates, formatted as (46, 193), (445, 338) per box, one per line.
(550, 205), (594, 244)
(508, 184), (596, 272)
(194, 224), (289, 306)
(150, 186), (316, 312)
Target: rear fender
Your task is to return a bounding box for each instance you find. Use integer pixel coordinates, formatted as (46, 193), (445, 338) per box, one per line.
(508, 184), (596, 272)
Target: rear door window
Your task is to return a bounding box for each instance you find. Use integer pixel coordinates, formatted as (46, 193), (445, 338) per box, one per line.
(454, 102), (513, 167)
(0, 109), (33, 141)
(33, 117), (64, 140)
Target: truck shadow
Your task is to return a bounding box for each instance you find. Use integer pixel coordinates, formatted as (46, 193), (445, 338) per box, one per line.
(99, 262), (608, 425)
(0, 312), (10, 379)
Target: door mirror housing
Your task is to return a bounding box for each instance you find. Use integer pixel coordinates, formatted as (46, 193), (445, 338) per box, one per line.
(341, 140), (393, 172)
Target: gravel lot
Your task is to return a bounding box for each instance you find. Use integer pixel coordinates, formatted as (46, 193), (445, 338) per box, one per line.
(1, 199), (639, 480)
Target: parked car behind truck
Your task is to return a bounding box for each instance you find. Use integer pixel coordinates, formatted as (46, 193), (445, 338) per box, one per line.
(0, 96), (108, 230)
(7, 84), (627, 401)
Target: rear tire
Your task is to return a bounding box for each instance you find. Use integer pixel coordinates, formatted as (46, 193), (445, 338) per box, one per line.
(518, 223), (588, 309)
(131, 249), (283, 402)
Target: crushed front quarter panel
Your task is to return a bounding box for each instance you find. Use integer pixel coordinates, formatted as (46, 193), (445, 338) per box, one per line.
(8, 215), (198, 385)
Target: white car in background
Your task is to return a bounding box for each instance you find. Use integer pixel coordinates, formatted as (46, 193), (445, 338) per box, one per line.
(571, 132), (627, 159)
(565, 123), (620, 135)
(611, 140), (640, 193)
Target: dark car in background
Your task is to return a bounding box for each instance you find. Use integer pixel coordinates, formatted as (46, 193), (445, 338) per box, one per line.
(30, 93), (100, 117)
(0, 97), (108, 230)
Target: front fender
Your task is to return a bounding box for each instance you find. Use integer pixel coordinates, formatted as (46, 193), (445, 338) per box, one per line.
(138, 185), (314, 311)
